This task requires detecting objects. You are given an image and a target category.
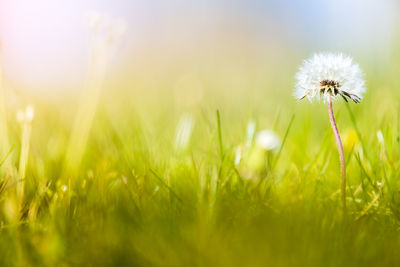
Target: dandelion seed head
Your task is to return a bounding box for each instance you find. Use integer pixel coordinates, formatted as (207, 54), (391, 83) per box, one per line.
(255, 130), (280, 151)
(295, 53), (366, 103)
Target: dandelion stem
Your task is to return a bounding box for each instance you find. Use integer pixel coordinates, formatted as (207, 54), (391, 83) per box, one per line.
(328, 94), (346, 214)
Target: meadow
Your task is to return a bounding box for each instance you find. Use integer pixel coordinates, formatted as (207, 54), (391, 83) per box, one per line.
(1, 14), (400, 266)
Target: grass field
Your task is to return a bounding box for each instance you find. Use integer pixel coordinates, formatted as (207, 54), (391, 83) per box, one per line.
(0, 54), (399, 267)
(1, 5), (400, 266)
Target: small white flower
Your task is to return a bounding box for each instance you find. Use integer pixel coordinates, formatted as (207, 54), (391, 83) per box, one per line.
(295, 53), (366, 103)
(255, 130), (280, 151)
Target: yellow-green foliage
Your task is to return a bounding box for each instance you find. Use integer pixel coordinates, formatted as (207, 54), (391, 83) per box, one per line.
(1, 47), (400, 266)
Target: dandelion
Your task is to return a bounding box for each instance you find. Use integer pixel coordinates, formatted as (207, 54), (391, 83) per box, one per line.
(295, 53), (366, 213)
(295, 53), (365, 103)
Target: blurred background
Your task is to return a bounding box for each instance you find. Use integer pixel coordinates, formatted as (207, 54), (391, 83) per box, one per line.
(1, 2), (400, 266)
(1, 0), (399, 94)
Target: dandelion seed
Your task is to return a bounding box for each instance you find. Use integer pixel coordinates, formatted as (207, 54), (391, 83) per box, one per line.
(295, 53), (366, 213)
(255, 130), (280, 151)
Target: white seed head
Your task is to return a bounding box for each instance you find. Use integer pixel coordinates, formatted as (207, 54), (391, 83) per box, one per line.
(295, 53), (366, 103)
(255, 130), (280, 151)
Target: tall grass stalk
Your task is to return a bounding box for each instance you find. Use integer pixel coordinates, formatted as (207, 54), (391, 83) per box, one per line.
(0, 42), (11, 168)
(64, 14), (125, 179)
(17, 106), (34, 204)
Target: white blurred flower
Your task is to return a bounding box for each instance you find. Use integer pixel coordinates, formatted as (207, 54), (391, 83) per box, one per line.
(174, 113), (195, 151)
(16, 105), (34, 123)
(234, 146), (242, 165)
(377, 130), (384, 145)
(295, 53), (366, 103)
(255, 130), (280, 151)
(25, 105), (35, 122)
(61, 185), (68, 192)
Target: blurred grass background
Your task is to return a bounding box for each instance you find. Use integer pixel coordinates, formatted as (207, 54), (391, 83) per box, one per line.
(0, 0), (400, 266)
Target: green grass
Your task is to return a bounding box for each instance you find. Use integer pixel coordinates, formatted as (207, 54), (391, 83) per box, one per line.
(0, 61), (400, 266)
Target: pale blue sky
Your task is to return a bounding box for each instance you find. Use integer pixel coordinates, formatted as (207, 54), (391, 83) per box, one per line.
(0, 0), (398, 90)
